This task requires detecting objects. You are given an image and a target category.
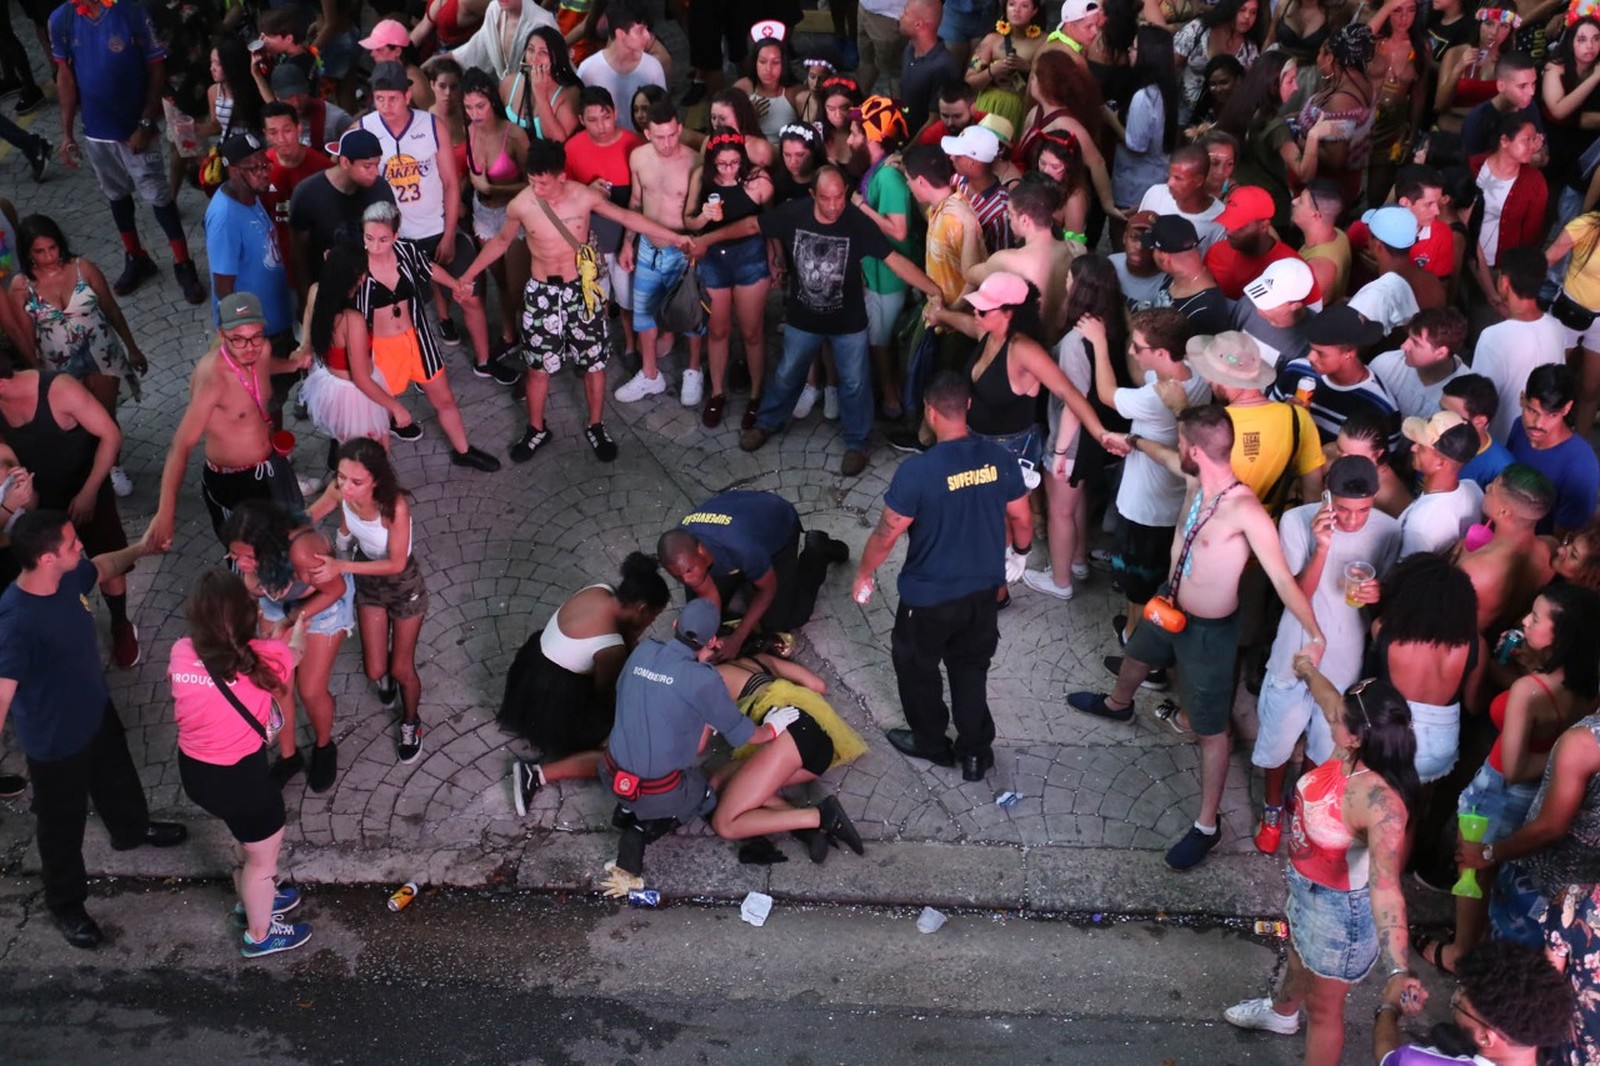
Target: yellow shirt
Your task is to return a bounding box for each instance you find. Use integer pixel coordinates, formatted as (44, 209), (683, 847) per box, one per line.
(1301, 230), (1352, 305)
(1563, 214), (1600, 308)
(1227, 401), (1324, 502)
(924, 194), (986, 307)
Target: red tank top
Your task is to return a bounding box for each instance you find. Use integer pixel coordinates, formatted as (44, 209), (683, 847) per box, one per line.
(1488, 674), (1560, 774)
(325, 346), (348, 373)
(1288, 757), (1372, 891)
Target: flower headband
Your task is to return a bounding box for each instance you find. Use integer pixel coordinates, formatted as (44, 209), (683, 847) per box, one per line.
(779, 122), (817, 143)
(706, 131), (746, 151)
(820, 75), (861, 96)
(803, 57), (836, 71)
(1477, 7), (1523, 26)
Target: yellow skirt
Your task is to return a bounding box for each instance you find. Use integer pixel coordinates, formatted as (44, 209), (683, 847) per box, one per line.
(733, 678), (869, 772)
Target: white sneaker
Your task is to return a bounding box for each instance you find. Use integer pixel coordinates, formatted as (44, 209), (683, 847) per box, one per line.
(615, 368), (667, 403)
(109, 466), (133, 497)
(1022, 568), (1074, 600)
(680, 368), (704, 408)
(823, 385), (840, 420)
(792, 384), (819, 420)
(1223, 997), (1300, 1035)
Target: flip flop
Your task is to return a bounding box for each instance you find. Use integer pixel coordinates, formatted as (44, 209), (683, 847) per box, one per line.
(1412, 930), (1457, 976)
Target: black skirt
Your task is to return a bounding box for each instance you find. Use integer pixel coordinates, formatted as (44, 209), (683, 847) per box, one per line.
(497, 629), (615, 757)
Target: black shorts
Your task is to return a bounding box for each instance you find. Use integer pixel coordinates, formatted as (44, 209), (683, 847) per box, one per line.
(787, 711), (834, 776)
(201, 453), (305, 545)
(178, 748), (286, 844)
(414, 231), (478, 292)
(1114, 518), (1175, 605)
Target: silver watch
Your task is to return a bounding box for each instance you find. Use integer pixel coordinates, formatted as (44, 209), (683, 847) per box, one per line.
(1482, 844), (1495, 864)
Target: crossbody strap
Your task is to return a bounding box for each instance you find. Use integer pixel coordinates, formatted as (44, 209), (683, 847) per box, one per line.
(535, 195), (584, 253)
(203, 662), (269, 745)
(1168, 481), (1241, 607)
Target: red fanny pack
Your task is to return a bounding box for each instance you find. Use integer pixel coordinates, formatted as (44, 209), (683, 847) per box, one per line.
(604, 753), (682, 800)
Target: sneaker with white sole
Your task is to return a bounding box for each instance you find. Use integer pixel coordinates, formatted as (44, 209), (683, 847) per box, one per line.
(614, 369), (667, 403)
(241, 919), (313, 959)
(680, 367), (704, 407)
(397, 719), (422, 764)
(109, 466), (133, 497)
(792, 383), (819, 420)
(230, 885), (302, 927)
(822, 385), (840, 420)
(511, 759), (544, 816)
(1022, 569), (1074, 600)
(1223, 997), (1301, 1035)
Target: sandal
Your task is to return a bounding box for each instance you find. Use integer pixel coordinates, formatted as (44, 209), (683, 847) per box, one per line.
(702, 393), (727, 429)
(1413, 930), (1458, 976)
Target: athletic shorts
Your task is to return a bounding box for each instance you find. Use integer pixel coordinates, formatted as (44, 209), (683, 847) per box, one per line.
(371, 329), (441, 395)
(1123, 593), (1241, 737)
(354, 552), (429, 619)
(631, 235), (703, 336)
(1113, 518), (1174, 606)
(413, 229), (477, 283)
(82, 136), (172, 207)
(786, 711), (834, 777)
(202, 453), (305, 545)
(178, 749), (286, 844)
(521, 276), (608, 374)
(68, 482), (128, 557)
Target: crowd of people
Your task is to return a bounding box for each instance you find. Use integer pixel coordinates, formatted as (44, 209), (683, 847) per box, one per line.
(0, 0), (1596, 1058)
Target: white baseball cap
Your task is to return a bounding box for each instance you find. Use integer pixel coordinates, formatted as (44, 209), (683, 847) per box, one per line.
(1244, 257), (1315, 311)
(941, 125), (1000, 164)
(1060, 0), (1101, 21)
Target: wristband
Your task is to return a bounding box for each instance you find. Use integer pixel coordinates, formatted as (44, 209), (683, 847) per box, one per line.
(1374, 1003), (1401, 1020)
(1012, 542), (1032, 556)
(1385, 965), (1412, 981)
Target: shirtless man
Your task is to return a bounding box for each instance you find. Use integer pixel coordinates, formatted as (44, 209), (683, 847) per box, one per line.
(147, 293), (313, 550)
(964, 176), (1076, 343)
(1069, 405), (1327, 871)
(1454, 463), (1556, 638)
(457, 138), (689, 463)
(612, 98), (702, 406)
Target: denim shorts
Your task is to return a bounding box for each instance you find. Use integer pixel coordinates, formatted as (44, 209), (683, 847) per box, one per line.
(259, 575), (356, 638)
(1458, 760), (1539, 843)
(1285, 863), (1378, 983)
(631, 235), (703, 335)
(1408, 699), (1460, 784)
(697, 236), (768, 290)
(865, 287), (906, 347)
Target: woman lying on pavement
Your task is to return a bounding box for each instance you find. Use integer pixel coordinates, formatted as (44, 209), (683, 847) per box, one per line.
(706, 653), (868, 861)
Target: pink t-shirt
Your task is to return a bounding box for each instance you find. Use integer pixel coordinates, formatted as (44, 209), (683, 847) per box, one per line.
(169, 637), (292, 764)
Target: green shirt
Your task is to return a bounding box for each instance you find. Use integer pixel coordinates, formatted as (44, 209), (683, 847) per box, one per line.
(862, 162), (918, 295)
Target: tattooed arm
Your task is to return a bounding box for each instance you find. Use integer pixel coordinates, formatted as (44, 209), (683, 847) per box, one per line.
(1356, 778), (1427, 1014)
(852, 506), (914, 605)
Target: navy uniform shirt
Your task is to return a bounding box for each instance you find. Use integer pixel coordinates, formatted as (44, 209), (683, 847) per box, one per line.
(607, 638), (757, 778)
(885, 436), (1027, 608)
(0, 558), (109, 760)
(678, 490), (800, 583)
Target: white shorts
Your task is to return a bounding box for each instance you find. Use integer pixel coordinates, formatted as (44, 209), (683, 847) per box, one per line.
(865, 287), (906, 348)
(83, 136), (172, 206)
(1252, 674), (1336, 769)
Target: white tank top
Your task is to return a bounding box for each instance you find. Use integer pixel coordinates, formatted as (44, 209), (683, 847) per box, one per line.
(360, 110), (445, 241)
(341, 499), (411, 561)
(540, 584), (626, 674)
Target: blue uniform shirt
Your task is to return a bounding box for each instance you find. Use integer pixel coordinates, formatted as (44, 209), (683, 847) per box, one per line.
(50, 1), (165, 142)
(205, 189), (294, 335)
(607, 638), (756, 778)
(0, 558), (109, 760)
(678, 491), (799, 583)
(884, 435), (1027, 608)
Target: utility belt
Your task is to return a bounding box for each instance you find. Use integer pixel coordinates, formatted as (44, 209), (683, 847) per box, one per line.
(603, 751), (683, 801)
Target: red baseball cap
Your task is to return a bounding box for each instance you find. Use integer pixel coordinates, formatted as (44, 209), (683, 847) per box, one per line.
(1214, 185), (1276, 231)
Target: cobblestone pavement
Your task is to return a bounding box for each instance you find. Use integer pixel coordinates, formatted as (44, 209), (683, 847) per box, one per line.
(0, 32), (1309, 919)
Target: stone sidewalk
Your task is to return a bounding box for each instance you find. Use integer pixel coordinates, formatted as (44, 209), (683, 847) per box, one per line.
(0, 31), (1315, 922)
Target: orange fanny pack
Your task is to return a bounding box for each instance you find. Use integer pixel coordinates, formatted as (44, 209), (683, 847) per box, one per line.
(1142, 594), (1187, 633)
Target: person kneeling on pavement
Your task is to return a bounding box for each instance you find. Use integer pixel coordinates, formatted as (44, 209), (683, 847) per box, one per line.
(599, 599), (861, 893)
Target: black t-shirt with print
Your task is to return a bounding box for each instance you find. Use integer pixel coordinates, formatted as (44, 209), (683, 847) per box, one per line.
(758, 198), (893, 336)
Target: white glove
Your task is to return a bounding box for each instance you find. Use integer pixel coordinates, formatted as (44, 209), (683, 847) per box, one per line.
(1004, 546), (1028, 585)
(764, 705), (801, 735)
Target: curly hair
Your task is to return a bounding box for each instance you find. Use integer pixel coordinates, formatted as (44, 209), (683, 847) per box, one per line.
(221, 499), (306, 595)
(1376, 553), (1478, 648)
(1327, 22), (1376, 69)
(1454, 940), (1576, 1048)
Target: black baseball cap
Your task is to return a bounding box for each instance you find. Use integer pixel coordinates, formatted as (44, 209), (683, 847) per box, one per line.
(1303, 305), (1385, 350)
(1327, 455), (1380, 499)
(1140, 215), (1200, 253)
(334, 128), (383, 160)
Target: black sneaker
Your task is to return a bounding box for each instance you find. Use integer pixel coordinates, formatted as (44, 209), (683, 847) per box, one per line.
(887, 429), (928, 453)
(509, 424), (551, 463)
(0, 773), (26, 799)
(436, 318), (461, 347)
(585, 422), (618, 462)
(474, 360), (520, 386)
(375, 675), (399, 710)
(817, 795), (864, 855)
(1112, 614), (1129, 646)
(396, 719), (422, 764)
(390, 419), (423, 442)
(14, 85), (45, 116)
(1165, 825), (1221, 870)
(308, 742), (338, 793)
(511, 759), (542, 816)
(112, 252), (158, 296)
(174, 260), (206, 305)
(25, 137), (49, 182)
(1101, 655), (1169, 690)
(269, 751), (305, 788)
(451, 445), (502, 472)
(1066, 691), (1134, 722)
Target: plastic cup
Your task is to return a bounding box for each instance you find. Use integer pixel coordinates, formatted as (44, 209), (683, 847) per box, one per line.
(916, 906), (947, 934)
(1453, 811), (1490, 898)
(271, 429), (296, 457)
(1343, 561), (1375, 608)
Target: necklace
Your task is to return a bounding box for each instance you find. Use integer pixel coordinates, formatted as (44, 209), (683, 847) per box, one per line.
(219, 344), (270, 425)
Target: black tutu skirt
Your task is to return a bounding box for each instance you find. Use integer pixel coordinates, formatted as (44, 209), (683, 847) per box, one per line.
(497, 629), (616, 757)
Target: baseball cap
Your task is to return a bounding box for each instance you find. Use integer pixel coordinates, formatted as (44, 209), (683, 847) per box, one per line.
(359, 18), (410, 51)
(1361, 205), (1419, 250)
(1060, 0), (1101, 21)
(978, 113), (1014, 145)
(218, 292), (265, 331)
(1186, 331), (1278, 390)
(1214, 185), (1276, 231)
(1141, 214), (1199, 253)
(370, 60), (410, 94)
(859, 96), (908, 144)
(942, 124), (1000, 164)
(221, 130), (266, 166)
(1327, 455), (1380, 499)
(270, 64), (312, 100)
(677, 598), (723, 649)
(1402, 411), (1478, 465)
(333, 128), (383, 160)
(1244, 257), (1315, 311)
(966, 271), (1031, 311)
(1303, 304), (1385, 349)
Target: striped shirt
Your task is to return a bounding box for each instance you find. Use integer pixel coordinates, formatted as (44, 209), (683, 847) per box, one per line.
(1267, 359), (1401, 448)
(958, 178), (1012, 254)
(353, 239), (445, 381)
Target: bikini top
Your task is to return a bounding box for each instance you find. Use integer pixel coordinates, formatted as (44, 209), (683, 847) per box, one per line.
(1488, 674), (1561, 775)
(505, 72), (564, 140)
(368, 271), (415, 312)
(737, 666), (778, 702)
(468, 123), (519, 183)
(324, 345), (348, 373)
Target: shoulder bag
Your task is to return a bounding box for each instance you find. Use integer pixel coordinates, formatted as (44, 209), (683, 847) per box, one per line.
(203, 662), (282, 747)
